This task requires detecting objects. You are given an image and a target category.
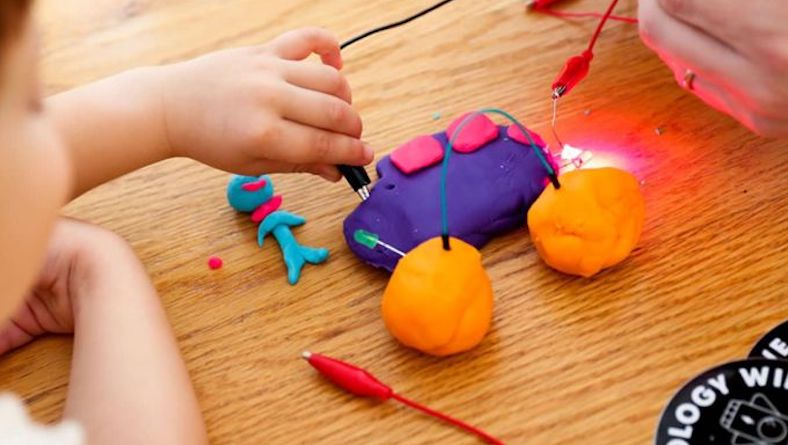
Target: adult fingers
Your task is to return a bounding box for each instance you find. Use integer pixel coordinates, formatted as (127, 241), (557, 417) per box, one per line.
(664, 60), (788, 137)
(279, 84), (362, 138)
(658, 0), (774, 55)
(281, 60), (353, 104)
(657, 0), (745, 46)
(261, 119), (373, 166)
(687, 76), (737, 118)
(661, 47), (787, 122)
(268, 27), (343, 70)
(663, 59), (735, 116)
(639, 0), (750, 88)
(747, 116), (788, 138)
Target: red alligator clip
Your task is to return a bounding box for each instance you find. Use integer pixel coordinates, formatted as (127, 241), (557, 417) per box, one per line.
(551, 50), (594, 98)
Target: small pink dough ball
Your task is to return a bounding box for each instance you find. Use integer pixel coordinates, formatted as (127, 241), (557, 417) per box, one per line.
(208, 256), (223, 270)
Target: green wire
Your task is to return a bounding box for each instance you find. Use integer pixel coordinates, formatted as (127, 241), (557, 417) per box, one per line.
(440, 108), (558, 249)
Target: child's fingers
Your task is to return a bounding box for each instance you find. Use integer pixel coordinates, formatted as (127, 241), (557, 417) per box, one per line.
(298, 164), (341, 182)
(268, 27), (343, 70)
(280, 84), (362, 138)
(248, 160), (342, 181)
(282, 61), (352, 104)
(0, 322), (34, 356)
(265, 119), (373, 166)
(314, 165), (342, 182)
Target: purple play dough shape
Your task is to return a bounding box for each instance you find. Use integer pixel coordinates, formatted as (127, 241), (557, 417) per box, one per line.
(446, 112), (499, 153)
(390, 135), (444, 174)
(343, 122), (555, 272)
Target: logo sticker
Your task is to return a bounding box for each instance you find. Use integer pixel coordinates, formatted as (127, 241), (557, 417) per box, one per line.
(656, 359), (788, 445)
(751, 321), (788, 361)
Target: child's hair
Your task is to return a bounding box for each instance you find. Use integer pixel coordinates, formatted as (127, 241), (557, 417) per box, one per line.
(0, 0), (32, 49)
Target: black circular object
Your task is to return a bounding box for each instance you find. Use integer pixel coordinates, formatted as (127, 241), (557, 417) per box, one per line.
(656, 359), (788, 444)
(751, 321), (788, 361)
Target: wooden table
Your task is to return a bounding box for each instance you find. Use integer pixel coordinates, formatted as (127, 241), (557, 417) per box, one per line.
(2, 0), (786, 443)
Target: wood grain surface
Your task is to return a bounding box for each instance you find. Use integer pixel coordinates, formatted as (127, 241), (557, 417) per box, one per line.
(1, 0), (786, 444)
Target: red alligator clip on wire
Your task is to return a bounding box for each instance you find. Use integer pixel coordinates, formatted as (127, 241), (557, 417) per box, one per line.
(302, 351), (504, 444)
(552, 50), (593, 99)
(548, 0), (623, 99)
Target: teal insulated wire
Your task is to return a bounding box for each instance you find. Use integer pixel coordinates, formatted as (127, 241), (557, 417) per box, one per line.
(440, 108), (559, 250)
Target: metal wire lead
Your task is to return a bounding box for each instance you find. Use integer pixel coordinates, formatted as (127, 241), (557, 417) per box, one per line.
(551, 97), (566, 149)
(378, 239), (406, 257)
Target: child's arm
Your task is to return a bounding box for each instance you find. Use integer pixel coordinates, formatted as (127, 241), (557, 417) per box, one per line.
(65, 222), (207, 445)
(48, 68), (171, 198)
(0, 219), (208, 445)
(50, 27), (371, 198)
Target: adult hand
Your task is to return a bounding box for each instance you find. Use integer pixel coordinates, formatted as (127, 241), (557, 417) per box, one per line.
(638, 0), (788, 137)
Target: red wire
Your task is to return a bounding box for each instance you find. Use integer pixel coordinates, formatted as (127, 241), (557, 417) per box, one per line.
(391, 393), (504, 445)
(586, 0), (622, 52)
(547, 0), (630, 98)
(536, 7), (638, 24)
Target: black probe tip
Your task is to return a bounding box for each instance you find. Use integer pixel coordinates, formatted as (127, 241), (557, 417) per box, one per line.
(550, 174), (561, 190)
(441, 234), (451, 251)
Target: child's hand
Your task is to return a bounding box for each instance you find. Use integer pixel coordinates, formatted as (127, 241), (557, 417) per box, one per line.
(49, 27), (370, 197)
(159, 28), (372, 181)
(0, 219), (209, 443)
(0, 219), (134, 354)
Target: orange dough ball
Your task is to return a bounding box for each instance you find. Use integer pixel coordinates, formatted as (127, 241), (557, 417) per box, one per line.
(382, 237), (493, 356)
(527, 167), (645, 278)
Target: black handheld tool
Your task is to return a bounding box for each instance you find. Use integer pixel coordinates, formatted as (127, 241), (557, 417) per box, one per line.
(338, 164), (371, 200)
(337, 0), (460, 201)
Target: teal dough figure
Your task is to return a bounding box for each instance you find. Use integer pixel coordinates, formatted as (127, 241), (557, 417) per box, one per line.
(257, 212), (329, 285)
(227, 174), (274, 212)
(227, 175), (328, 285)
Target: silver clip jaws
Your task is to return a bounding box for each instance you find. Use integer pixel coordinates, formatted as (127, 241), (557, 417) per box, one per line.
(357, 186), (370, 201)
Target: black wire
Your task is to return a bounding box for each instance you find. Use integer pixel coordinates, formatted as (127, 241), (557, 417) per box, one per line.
(340, 0), (459, 50)
(441, 234), (451, 251)
(341, 0), (459, 251)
